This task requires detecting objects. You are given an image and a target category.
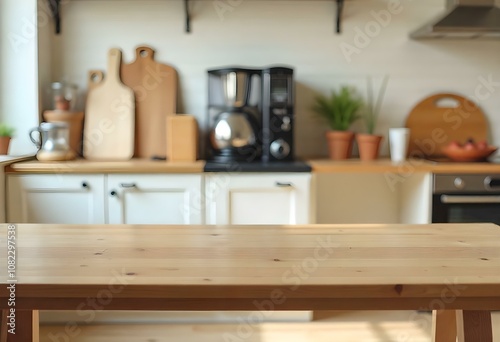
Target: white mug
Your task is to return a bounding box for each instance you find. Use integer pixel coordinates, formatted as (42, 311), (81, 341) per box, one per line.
(389, 128), (410, 163)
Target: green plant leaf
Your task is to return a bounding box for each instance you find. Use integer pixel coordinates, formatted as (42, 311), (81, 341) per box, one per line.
(0, 123), (15, 137)
(312, 86), (363, 131)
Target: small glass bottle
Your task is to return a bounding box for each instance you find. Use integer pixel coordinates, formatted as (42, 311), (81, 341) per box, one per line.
(50, 82), (78, 111)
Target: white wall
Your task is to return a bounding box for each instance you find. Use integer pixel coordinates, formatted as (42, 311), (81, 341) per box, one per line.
(0, 0), (39, 155)
(4, 0), (500, 157)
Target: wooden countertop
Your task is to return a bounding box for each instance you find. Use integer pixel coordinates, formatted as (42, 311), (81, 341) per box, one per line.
(5, 159), (205, 174)
(1, 223), (500, 311)
(6, 158), (500, 174)
(309, 158), (500, 174)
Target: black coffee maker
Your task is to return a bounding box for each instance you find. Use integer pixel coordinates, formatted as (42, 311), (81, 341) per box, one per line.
(207, 68), (262, 162)
(207, 66), (295, 163)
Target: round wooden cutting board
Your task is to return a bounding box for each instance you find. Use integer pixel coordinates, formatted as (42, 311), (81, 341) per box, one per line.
(405, 93), (489, 158)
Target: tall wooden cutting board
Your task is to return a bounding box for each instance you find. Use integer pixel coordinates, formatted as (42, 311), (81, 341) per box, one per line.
(121, 46), (178, 159)
(84, 49), (135, 160)
(405, 93), (488, 158)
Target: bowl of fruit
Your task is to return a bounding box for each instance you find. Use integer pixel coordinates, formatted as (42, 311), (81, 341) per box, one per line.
(442, 139), (498, 162)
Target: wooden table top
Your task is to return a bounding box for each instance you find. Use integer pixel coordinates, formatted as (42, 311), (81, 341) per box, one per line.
(1, 223), (500, 311)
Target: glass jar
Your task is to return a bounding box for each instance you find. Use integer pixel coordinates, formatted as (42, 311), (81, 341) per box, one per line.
(50, 82), (78, 111)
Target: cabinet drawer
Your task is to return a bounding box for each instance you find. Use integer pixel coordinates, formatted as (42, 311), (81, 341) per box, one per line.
(107, 174), (203, 225)
(205, 173), (311, 225)
(7, 174), (105, 224)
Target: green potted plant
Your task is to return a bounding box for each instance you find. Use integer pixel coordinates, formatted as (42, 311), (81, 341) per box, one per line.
(0, 123), (15, 155)
(356, 75), (389, 161)
(313, 86), (363, 160)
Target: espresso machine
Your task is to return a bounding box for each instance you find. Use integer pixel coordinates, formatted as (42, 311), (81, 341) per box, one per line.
(207, 68), (262, 162)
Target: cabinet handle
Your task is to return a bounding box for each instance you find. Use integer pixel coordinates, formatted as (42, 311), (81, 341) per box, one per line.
(110, 190), (118, 197)
(81, 182), (89, 189)
(275, 182), (293, 188)
(120, 183), (137, 188)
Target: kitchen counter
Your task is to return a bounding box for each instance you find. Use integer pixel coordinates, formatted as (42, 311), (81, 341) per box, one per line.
(310, 158), (500, 174)
(7, 158), (500, 174)
(5, 159), (205, 174)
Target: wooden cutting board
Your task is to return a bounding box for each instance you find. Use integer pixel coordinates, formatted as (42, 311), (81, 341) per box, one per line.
(84, 48), (135, 160)
(121, 46), (178, 159)
(405, 93), (488, 157)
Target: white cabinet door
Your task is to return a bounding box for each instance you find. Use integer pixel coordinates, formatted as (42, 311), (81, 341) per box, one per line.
(7, 174), (105, 224)
(107, 174), (203, 224)
(205, 173), (311, 225)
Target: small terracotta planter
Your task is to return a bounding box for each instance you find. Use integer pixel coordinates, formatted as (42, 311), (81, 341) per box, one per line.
(356, 133), (383, 161)
(0, 137), (11, 155)
(326, 130), (354, 160)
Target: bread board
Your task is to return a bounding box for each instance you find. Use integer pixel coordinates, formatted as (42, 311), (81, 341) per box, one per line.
(121, 46), (178, 159)
(84, 49), (135, 160)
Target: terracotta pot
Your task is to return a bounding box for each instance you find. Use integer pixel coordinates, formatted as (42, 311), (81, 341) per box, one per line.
(326, 130), (354, 160)
(356, 133), (383, 161)
(0, 137), (11, 155)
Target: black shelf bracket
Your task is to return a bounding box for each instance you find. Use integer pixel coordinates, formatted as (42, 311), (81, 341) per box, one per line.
(184, 0), (191, 33)
(336, 0), (344, 34)
(47, 0), (61, 34)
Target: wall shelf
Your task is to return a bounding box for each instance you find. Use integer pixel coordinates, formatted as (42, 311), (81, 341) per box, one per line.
(336, 0), (344, 34)
(184, 0), (191, 33)
(47, 0), (61, 34)
(46, 0), (344, 35)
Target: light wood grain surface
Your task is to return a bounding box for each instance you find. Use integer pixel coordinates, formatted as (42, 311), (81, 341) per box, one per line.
(8, 158), (500, 174)
(5, 159), (205, 174)
(309, 158), (500, 174)
(1, 224), (500, 311)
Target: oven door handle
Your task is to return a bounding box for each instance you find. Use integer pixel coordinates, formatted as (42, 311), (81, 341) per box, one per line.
(440, 195), (500, 204)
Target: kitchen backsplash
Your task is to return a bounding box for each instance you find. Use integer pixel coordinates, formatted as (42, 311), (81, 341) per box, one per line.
(3, 0), (500, 157)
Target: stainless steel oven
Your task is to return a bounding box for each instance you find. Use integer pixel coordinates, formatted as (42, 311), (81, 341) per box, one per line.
(432, 174), (500, 224)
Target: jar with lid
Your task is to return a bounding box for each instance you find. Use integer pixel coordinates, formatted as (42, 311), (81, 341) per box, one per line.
(49, 82), (78, 111)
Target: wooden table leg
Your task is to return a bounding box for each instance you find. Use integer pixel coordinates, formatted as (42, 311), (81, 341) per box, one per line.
(432, 310), (457, 342)
(0, 310), (39, 342)
(457, 310), (492, 342)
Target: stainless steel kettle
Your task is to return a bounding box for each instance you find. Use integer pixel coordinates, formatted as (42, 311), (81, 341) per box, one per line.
(210, 111), (256, 150)
(29, 122), (75, 161)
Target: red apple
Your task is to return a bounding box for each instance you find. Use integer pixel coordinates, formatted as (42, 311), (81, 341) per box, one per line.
(463, 141), (476, 151)
(477, 140), (488, 150)
(448, 141), (462, 150)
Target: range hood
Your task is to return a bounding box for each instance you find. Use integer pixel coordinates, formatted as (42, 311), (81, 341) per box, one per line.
(411, 0), (500, 39)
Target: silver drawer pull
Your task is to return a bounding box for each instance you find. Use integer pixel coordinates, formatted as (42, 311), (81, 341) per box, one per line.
(275, 182), (293, 188)
(120, 183), (137, 188)
(441, 195), (500, 204)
